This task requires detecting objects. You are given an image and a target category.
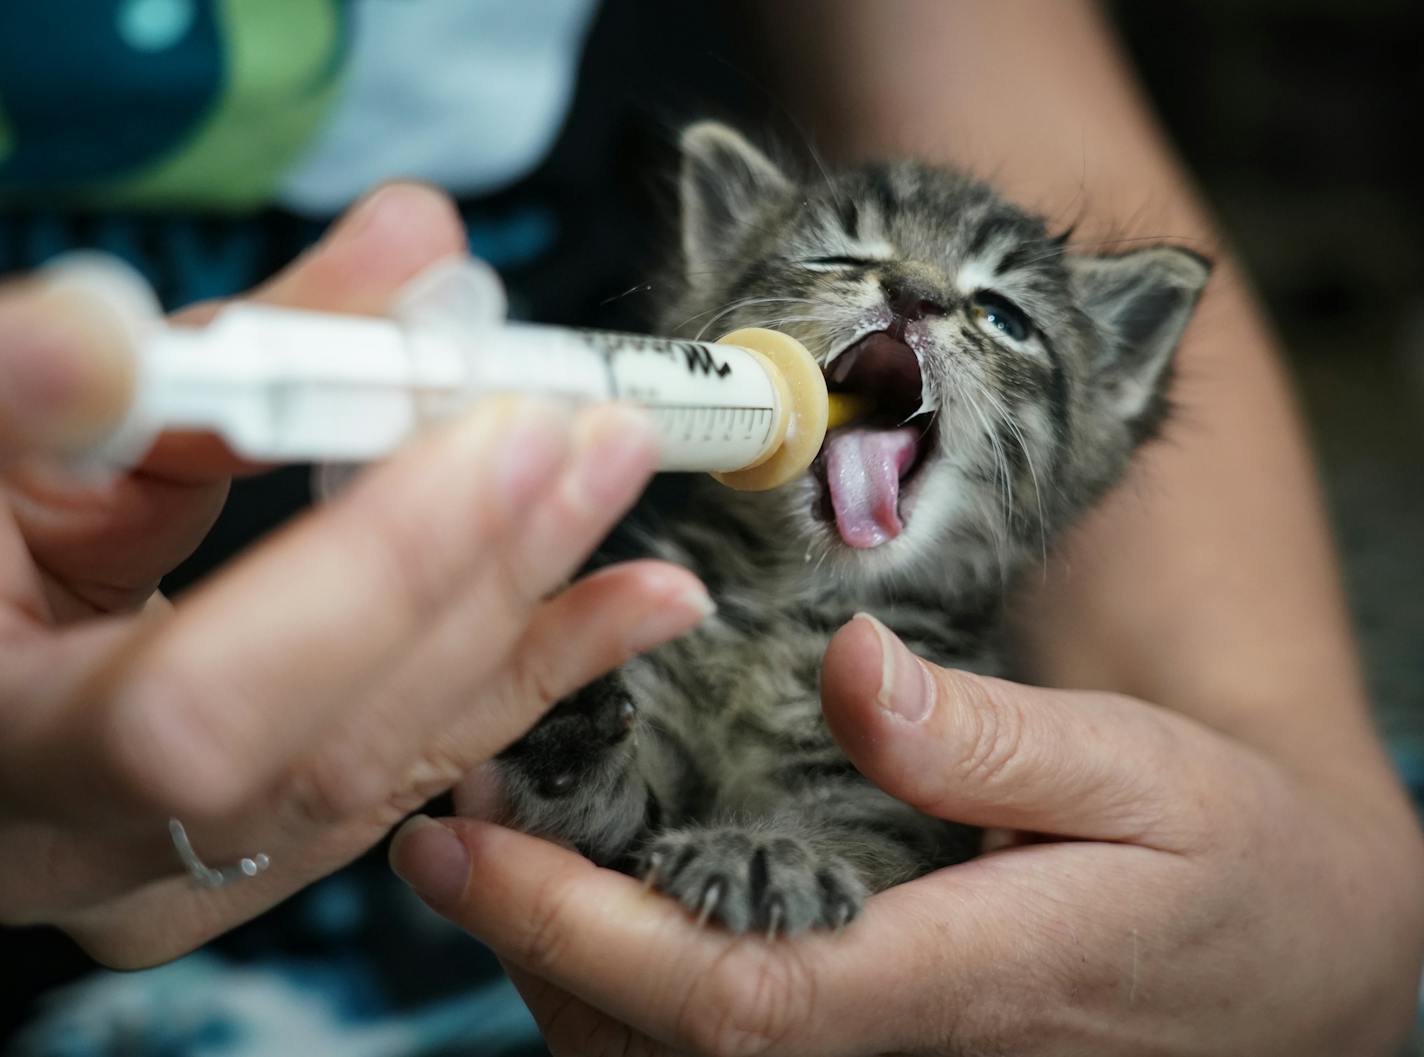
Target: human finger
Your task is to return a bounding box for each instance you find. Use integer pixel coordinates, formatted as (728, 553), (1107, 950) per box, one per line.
(820, 614), (1233, 850)
(32, 561), (705, 963)
(446, 561), (714, 824)
(282, 409), (704, 818)
(390, 817), (972, 1057)
(2, 183), (472, 615)
(4, 560), (705, 933)
(405, 559), (711, 808)
(252, 181), (466, 312)
(27, 397), (570, 822)
(0, 280), (135, 461)
(502, 963), (671, 1057)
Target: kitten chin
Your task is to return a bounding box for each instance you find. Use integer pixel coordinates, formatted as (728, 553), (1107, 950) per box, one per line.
(488, 121), (1209, 934)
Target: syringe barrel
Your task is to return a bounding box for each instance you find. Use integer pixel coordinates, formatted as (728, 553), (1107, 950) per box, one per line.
(495, 325), (788, 472)
(144, 310), (426, 461)
(139, 304), (790, 471)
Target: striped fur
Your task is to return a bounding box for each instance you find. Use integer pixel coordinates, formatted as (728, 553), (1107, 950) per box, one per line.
(493, 123), (1210, 935)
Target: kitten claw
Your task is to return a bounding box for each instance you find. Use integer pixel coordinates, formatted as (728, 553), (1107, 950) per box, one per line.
(695, 882), (722, 928)
(765, 900), (784, 942)
(642, 851), (664, 892)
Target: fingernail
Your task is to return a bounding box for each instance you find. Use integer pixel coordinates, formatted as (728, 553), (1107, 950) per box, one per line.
(390, 814), (470, 907)
(859, 612), (936, 723)
(625, 584), (716, 655)
(485, 399), (572, 517)
(569, 404), (659, 511)
(341, 182), (447, 243)
(2, 320), (78, 411)
(342, 183), (398, 238)
(0, 292), (132, 448)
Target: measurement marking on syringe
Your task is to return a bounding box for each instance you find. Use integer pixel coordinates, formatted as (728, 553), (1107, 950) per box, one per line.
(645, 404), (774, 411)
(600, 350), (620, 404)
(648, 405), (778, 455)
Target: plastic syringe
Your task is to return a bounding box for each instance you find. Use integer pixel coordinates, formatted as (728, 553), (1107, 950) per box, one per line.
(52, 254), (866, 492)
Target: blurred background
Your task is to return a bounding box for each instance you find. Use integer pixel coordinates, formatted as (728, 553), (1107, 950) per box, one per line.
(2, 0), (1420, 1053)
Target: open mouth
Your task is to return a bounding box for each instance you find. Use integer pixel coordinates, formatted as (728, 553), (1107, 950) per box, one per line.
(814, 331), (937, 549)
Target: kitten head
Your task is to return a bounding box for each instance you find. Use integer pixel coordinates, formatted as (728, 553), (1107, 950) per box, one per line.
(666, 122), (1210, 595)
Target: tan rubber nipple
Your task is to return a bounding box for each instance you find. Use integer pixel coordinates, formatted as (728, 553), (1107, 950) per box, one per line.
(710, 328), (829, 491)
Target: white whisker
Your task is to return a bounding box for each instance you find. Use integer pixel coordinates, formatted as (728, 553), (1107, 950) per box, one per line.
(689, 297), (817, 341)
(974, 382), (1049, 569)
(956, 378), (1014, 589)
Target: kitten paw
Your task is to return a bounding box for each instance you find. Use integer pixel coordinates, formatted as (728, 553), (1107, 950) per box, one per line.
(639, 827), (867, 935)
(498, 673), (637, 799)
(494, 673), (648, 863)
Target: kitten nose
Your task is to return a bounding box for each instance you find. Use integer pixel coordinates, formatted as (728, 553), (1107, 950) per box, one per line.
(883, 282), (946, 322)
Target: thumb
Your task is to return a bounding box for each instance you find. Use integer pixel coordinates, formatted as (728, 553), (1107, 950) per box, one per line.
(250, 181), (467, 314)
(820, 613), (1216, 851)
(0, 280), (134, 461)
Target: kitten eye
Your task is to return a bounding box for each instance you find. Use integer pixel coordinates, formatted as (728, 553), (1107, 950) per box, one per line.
(971, 291), (1032, 342)
(800, 255), (875, 271)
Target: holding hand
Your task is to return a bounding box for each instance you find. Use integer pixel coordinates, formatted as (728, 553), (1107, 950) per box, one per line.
(0, 184), (711, 968)
(392, 615), (1424, 1056)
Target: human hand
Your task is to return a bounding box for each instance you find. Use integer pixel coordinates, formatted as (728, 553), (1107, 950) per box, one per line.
(0, 183), (712, 968)
(391, 614), (1424, 1056)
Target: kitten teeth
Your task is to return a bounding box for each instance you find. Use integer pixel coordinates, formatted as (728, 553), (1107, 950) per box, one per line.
(904, 339), (938, 415)
(903, 396), (937, 423)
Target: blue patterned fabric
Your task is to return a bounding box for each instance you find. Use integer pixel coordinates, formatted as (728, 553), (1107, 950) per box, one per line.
(0, 203), (556, 309)
(7, 863), (548, 1057)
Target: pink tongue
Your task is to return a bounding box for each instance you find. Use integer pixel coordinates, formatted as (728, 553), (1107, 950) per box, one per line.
(823, 427), (919, 548)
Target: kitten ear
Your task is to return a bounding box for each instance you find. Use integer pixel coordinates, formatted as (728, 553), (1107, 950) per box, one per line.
(679, 122), (790, 277)
(1070, 246), (1211, 423)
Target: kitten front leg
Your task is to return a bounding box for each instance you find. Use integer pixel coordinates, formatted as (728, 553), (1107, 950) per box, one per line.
(495, 673), (649, 864)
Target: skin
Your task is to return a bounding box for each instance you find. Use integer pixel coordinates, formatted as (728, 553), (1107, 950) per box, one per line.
(390, 3), (1424, 1054)
(0, 183), (711, 968)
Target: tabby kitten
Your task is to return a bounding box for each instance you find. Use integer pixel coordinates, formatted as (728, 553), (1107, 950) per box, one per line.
(491, 122), (1210, 935)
